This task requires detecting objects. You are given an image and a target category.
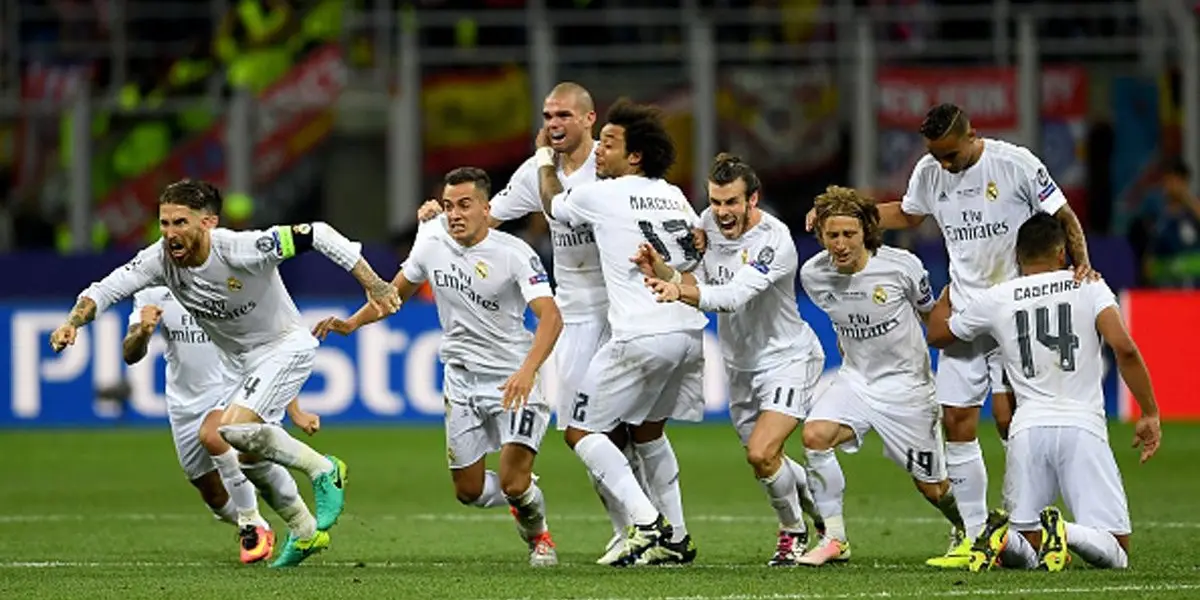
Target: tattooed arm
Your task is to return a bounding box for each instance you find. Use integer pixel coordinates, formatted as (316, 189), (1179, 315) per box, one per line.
(54, 246), (164, 353)
(1055, 204), (1092, 271)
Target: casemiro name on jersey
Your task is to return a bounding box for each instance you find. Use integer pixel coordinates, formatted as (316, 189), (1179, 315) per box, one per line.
(1013, 278), (1081, 302)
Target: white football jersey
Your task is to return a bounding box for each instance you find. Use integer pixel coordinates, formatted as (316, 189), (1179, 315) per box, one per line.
(490, 142), (605, 323)
(800, 246), (937, 407)
(901, 138), (1069, 309)
(83, 227), (322, 365)
(551, 175), (709, 341)
(696, 208), (823, 372)
(130, 286), (237, 417)
(949, 271), (1115, 442)
(401, 226), (554, 393)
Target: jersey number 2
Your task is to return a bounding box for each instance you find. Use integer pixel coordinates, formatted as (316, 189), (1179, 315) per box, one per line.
(638, 219), (701, 262)
(1014, 303), (1080, 378)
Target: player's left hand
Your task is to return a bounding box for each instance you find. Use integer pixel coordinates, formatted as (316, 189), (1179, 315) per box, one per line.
(499, 367), (536, 410)
(1133, 414), (1161, 463)
(417, 199), (443, 222)
(645, 277), (681, 303)
(291, 409), (321, 436)
(691, 228), (707, 254)
(535, 125), (551, 149)
(1072, 263), (1101, 283)
(630, 242), (664, 278)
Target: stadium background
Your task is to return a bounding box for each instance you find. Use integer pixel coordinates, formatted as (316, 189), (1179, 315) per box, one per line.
(1, 0), (1199, 427)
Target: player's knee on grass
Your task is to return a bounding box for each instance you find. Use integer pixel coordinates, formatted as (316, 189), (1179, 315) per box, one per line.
(498, 444), (536, 497)
(190, 470), (230, 510)
(1115, 533), (1130, 554)
(941, 406), (980, 442)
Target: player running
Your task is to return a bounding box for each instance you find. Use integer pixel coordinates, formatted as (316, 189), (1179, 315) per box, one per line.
(635, 153), (827, 566)
(417, 83), (659, 562)
(926, 212), (1161, 572)
(796, 186), (966, 566)
(51, 179), (398, 567)
(313, 167), (563, 567)
(123, 286), (322, 564)
(538, 98), (706, 566)
(806, 103), (1095, 567)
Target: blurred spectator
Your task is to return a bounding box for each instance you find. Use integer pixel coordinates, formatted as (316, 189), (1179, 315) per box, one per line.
(1131, 159), (1200, 288)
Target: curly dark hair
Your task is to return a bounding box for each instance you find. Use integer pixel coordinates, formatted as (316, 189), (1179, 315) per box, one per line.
(159, 179), (223, 215)
(605, 98), (675, 180)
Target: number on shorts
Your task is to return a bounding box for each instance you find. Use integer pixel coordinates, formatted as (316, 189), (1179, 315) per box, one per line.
(242, 376), (261, 399)
(571, 392), (589, 421)
(637, 219), (702, 263)
(771, 387), (797, 408)
(906, 448), (934, 477)
(510, 409), (536, 438)
(1014, 303), (1079, 378)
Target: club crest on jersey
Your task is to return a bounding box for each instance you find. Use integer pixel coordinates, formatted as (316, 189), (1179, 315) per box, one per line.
(740, 249), (749, 264)
(226, 276), (243, 291)
(872, 285), (888, 305)
(474, 261), (489, 279)
(986, 181), (999, 201)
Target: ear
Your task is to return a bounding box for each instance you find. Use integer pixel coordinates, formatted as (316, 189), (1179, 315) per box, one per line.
(627, 150), (642, 168)
(201, 213), (219, 229)
(748, 191), (760, 208)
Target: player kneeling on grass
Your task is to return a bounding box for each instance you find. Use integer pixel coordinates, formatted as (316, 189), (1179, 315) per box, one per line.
(637, 153), (827, 566)
(926, 212), (1161, 572)
(313, 167), (563, 566)
(123, 286), (323, 564)
(796, 186), (967, 566)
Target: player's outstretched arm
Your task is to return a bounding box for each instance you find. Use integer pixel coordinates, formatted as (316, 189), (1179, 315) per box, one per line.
(52, 246), (164, 353)
(1096, 306), (1161, 462)
(312, 271), (422, 340)
(500, 297), (563, 410)
(122, 304), (162, 365)
(631, 242), (698, 285)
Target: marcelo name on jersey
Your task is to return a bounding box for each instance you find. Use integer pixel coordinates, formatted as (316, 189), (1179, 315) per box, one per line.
(432, 262), (501, 311)
(942, 205), (1011, 243)
(630, 196), (689, 212)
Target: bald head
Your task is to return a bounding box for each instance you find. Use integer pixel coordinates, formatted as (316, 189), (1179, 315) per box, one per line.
(543, 81), (597, 154)
(548, 82), (594, 114)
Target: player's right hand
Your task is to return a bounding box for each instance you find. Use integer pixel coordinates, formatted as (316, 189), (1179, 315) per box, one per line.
(644, 277), (681, 303)
(312, 316), (356, 340)
(417, 199), (443, 223)
(805, 207), (818, 232)
(535, 125), (551, 149)
(366, 280), (402, 316)
(1133, 414), (1161, 463)
(139, 305), (163, 330)
(630, 242), (664, 278)
(49, 324), (77, 353)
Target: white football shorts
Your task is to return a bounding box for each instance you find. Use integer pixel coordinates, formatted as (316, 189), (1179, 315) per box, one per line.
(727, 356), (823, 445)
(442, 363), (550, 470)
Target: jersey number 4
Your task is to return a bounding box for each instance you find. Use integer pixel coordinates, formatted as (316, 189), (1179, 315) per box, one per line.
(638, 219), (702, 262)
(1014, 303), (1080, 378)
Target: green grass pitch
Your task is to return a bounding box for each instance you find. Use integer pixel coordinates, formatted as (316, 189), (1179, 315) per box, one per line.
(1, 423), (1198, 599)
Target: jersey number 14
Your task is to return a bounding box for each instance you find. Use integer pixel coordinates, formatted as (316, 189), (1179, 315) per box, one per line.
(1014, 303), (1080, 378)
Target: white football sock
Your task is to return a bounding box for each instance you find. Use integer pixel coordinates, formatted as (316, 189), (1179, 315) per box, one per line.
(470, 470), (508, 509)
(275, 497), (318, 539)
(211, 449), (266, 528)
(945, 440), (988, 540)
(1000, 530), (1038, 569)
(784, 455), (822, 525)
(758, 462), (804, 532)
(575, 434), (659, 526)
(219, 423), (334, 480)
(804, 448), (847, 540)
(635, 436), (689, 542)
(1064, 522), (1128, 569)
(590, 470), (631, 535)
(241, 461), (300, 513)
(210, 498), (237, 525)
(506, 480), (548, 539)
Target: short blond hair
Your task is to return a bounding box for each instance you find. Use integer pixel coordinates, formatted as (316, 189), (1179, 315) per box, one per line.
(813, 185), (883, 251)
